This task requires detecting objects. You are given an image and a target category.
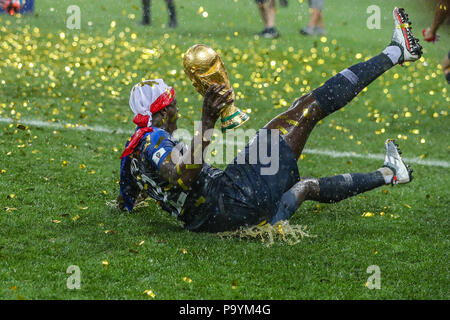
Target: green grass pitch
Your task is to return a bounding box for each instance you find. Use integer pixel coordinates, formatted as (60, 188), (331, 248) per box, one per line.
(0, 0), (448, 299)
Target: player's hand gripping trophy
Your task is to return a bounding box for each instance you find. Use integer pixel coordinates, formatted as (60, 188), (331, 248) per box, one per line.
(183, 44), (249, 132)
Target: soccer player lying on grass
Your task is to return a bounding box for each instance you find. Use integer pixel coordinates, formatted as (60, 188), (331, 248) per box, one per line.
(117, 8), (422, 232)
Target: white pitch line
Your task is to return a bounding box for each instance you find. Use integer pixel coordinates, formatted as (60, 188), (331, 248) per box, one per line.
(1, 117), (448, 168)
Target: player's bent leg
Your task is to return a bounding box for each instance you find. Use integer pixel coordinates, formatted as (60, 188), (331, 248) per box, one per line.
(269, 139), (413, 224)
(443, 52), (450, 84)
(269, 178), (318, 224)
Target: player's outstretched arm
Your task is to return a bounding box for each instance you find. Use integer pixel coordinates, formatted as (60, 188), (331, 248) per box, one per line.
(159, 84), (233, 190)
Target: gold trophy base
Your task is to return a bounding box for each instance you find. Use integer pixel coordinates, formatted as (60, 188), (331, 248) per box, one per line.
(220, 106), (249, 132)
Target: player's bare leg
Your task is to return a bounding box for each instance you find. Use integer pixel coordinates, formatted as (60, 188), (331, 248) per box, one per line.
(264, 7), (422, 160)
(270, 140), (413, 224)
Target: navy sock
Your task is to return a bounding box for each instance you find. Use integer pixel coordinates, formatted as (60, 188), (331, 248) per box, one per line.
(318, 171), (385, 203)
(312, 53), (395, 115)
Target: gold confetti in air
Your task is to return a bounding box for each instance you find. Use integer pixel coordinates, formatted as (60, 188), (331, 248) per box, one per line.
(217, 220), (314, 247)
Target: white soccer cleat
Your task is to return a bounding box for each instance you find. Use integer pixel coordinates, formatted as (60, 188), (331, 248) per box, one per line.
(383, 139), (413, 185)
(391, 7), (423, 63)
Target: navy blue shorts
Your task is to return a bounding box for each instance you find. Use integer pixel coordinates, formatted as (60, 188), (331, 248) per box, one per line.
(194, 129), (300, 232)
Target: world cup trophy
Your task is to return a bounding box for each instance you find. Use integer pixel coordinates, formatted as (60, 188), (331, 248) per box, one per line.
(183, 44), (249, 132)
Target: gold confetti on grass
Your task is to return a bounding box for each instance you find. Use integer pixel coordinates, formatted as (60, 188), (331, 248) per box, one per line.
(217, 220), (315, 247)
(182, 277), (192, 283)
(362, 212), (374, 217)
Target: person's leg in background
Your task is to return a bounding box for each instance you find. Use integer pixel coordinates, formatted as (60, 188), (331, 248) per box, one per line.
(266, 8), (422, 223)
(142, 0), (177, 28)
(279, 0), (288, 7)
(256, 0), (280, 39)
